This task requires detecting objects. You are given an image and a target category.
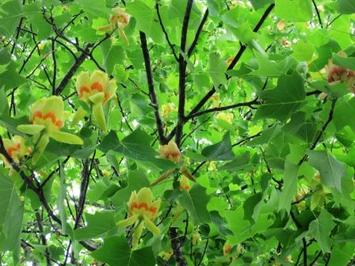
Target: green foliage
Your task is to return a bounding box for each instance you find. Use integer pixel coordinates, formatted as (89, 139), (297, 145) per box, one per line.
(0, 0), (354, 265)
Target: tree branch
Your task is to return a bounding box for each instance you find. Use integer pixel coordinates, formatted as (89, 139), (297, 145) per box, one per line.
(139, 31), (167, 144)
(156, 2), (179, 62)
(175, 0), (194, 147)
(54, 44), (91, 95)
(166, 3), (275, 142)
(312, 0), (323, 28)
(298, 98), (337, 165)
(169, 227), (187, 266)
(187, 9), (209, 57)
(186, 98), (259, 120)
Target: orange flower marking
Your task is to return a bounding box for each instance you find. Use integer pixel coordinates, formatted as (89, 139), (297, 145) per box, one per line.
(179, 175), (191, 191)
(32, 111), (63, 129)
(130, 202), (158, 216)
(79, 86), (90, 97)
(91, 82), (103, 92)
(7, 143), (21, 157)
(223, 243), (233, 256)
(76, 70), (116, 105)
(2, 136), (31, 164)
(159, 140), (181, 163)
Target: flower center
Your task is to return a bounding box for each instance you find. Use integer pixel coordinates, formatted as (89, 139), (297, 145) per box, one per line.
(91, 82), (103, 92)
(32, 111), (63, 128)
(130, 201), (157, 216)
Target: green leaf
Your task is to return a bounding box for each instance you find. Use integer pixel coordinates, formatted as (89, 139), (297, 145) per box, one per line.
(201, 132), (234, 161)
(243, 193), (262, 222)
(0, 174), (24, 252)
(251, 55), (292, 77)
(328, 242), (355, 266)
(178, 185), (211, 224)
(91, 236), (130, 265)
(91, 236), (155, 266)
(111, 170), (150, 207)
(74, 211), (116, 241)
(249, 0), (274, 9)
(308, 151), (346, 192)
(76, 0), (109, 18)
(0, 62), (26, 90)
(256, 72), (305, 121)
(278, 161), (298, 212)
(101, 39), (125, 75)
(309, 210), (336, 253)
(221, 151), (251, 171)
(332, 54), (355, 70)
(208, 52), (227, 86)
(99, 130), (175, 169)
(338, 0), (355, 14)
(333, 97), (355, 132)
(293, 41), (315, 62)
(275, 0), (313, 22)
(0, 0), (22, 37)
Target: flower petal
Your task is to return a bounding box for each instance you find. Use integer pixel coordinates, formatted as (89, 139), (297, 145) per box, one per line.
(143, 216), (160, 236)
(92, 103), (107, 132)
(117, 214), (138, 228)
(17, 124), (45, 135)
(49, 131), (83, 145)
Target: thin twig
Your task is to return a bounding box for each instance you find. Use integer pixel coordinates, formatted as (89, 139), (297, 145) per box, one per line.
(139, 31), (167, 144)
(156, 2), (179, 62)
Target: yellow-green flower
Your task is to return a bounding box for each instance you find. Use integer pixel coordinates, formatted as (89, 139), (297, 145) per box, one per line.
(159, 140), (181, 163)
(179, 175), (191, 191)
(117, 187), (161, 248)
(216, 112), (234, 124)
(17, 96), (83, 161)
(98, 8), (130, 43)
(2, 135), (31, 163)
(76, 70), (117, 132)
(161, 103), (176, 119)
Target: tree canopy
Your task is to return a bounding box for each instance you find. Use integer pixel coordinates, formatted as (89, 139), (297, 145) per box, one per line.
(0, 0), (354, 265)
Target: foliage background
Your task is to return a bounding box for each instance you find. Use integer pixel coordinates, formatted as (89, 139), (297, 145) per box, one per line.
(0, 0), (354, 265)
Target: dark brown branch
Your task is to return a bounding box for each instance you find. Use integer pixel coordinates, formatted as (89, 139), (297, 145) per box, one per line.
(54, 44), (91, 95)
(175, 0), (194, 147)
(35, 212), (52, 265)
(169, 227), (187, 266)
(156, 3), (179, 62)
(74, 153), (95, 229)
(312, 0), (323, 28)
(302, 238), (308, 266)
(187, 9), (209, 57)
(298, 98), (337, 165)
(51, 39), (57, 94)
(139, 31), (167, 144)
(227, 3), (275, 70)
(186, 98), (259, 119)
(166, 4), (275, 142)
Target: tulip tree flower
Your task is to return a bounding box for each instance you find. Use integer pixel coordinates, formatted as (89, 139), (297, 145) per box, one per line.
(179, 175), (191, 191)
(326, 52), (355, 93)
(98, 7), (130, 42)
(76, 70), (117, 132)
(151, 141), (195, 186)
(161, 103), (176, 119)
(1, 135), (31, 164)
(17, 96), (83, 160)
(216, 112), (234, 124)
(117, 187), (161, 248)
(223, 242), (233, 256)
(159, 140), (181, 163)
